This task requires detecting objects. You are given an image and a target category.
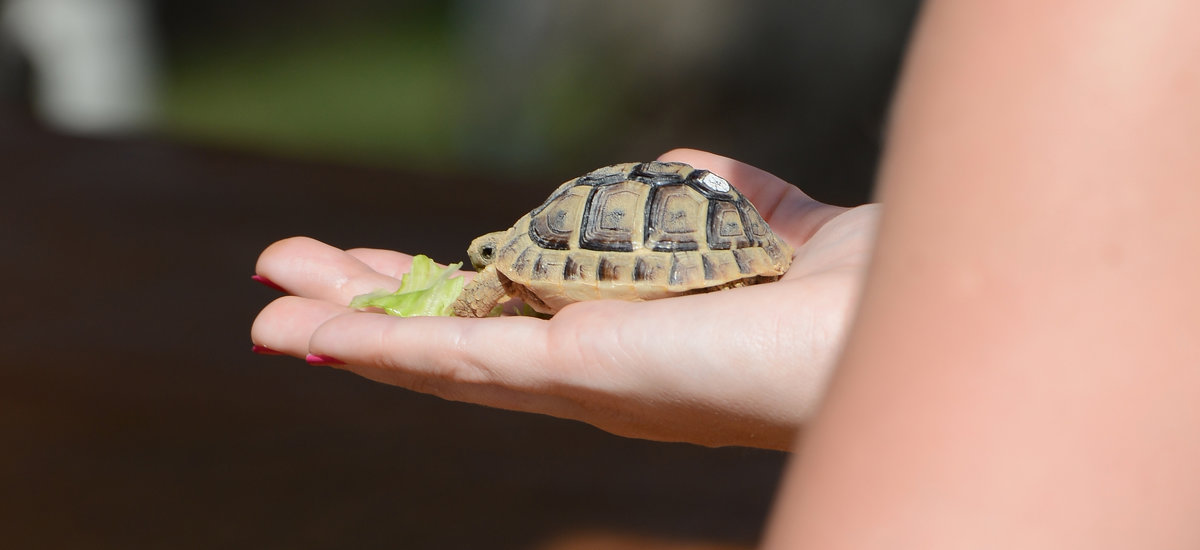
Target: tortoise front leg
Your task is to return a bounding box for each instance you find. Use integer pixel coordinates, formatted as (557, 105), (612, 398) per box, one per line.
(451, 265), (507, 317)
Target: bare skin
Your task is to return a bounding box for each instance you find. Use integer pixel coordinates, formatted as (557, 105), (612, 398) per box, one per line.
(763, 0), (1200, 548)
(252, 148), (866, 450)
(253, 2), (1200, 544)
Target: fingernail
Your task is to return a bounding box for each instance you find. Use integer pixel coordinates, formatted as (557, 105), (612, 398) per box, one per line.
(305, 353), (345, 366)
(251, 344), (283, 355)
(251, 274), (286, 293)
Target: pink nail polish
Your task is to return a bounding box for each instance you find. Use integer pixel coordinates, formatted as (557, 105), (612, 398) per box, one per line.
(252, 344), (284, 355)
(251, 275), (286, 293)
(305, 353), (345, 366)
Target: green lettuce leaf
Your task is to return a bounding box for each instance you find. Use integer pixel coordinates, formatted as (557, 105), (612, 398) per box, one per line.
(349, 255), (465, 317)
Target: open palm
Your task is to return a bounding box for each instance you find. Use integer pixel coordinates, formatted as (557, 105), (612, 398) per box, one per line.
(251, 149), (879, 450)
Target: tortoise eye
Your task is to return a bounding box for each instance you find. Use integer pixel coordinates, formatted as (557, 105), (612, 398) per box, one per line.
(481, 245), (495, 260)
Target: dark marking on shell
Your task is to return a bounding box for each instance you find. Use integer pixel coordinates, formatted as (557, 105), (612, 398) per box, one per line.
(510, 246), (533, 274)
(563, 256), (584, 280)
(597, 257), (622, 281)
(630, 162), (687, 186)
(633, 257), (655, 282)
(732, 249), (755, 275)
(580, 172), (628, 187)
(701, 254), (717, 280)
(494, 161), (791, 297)
(498, 235), (521, 261)
(532, 253), (560, 281)
(738, 197), (770, 240)
(667, 255), (688, 287)
(579, 164), (630, 186)
(529, 194), (576, 250)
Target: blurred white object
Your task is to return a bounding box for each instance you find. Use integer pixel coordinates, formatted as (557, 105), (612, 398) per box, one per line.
(1, 0), (157, 133)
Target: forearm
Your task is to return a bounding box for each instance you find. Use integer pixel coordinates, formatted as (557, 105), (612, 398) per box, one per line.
(766, 1), (1200, 548)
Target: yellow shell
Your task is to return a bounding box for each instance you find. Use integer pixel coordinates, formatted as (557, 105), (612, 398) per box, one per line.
(485, 161), (793, 314)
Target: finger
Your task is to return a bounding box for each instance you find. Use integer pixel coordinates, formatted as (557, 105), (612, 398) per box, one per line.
(345, 247), (477, 283)
(304, 262), (812, 400)
(658, 148), (815, 208)
(250, 295), (350, 358)
(305, 283), (831, 444)
(657, 148), (849, 244)
(308, 313), (553, 388)
(305, 313), (596, 416)
(255, 236), (402, 304)
(343, 248), (416, 278)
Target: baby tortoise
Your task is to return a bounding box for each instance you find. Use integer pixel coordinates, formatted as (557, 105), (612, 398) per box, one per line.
(451, 161), (793, 317)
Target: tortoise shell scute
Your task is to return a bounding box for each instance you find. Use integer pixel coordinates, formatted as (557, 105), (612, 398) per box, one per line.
(645, 183), (706, 252)
(629, 161), (690, 186)
(683, 169), (738, 200)
(491, 161), (793, 306)
(578, 179), (648, 252)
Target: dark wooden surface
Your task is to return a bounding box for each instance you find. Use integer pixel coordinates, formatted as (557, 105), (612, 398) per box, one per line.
(0, 119), (785, 549)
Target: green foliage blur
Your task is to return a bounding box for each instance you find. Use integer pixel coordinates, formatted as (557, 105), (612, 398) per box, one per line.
(161, 9), (470, 173)
(158, 1), (918, 205)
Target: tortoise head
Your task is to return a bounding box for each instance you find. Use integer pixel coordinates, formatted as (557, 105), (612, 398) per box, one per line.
(466, 231), (508, 271)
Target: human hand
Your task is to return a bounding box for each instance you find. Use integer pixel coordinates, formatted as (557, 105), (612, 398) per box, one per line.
(250, 149), (879, 450)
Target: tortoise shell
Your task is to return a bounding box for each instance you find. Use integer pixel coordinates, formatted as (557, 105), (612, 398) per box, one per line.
(465, 161), (793, 315)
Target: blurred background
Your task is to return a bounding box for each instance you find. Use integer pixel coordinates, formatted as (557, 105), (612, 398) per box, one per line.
(2, 0), (918, 205)
(1, 1), (918, 548)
